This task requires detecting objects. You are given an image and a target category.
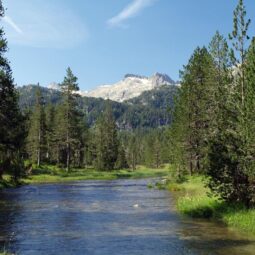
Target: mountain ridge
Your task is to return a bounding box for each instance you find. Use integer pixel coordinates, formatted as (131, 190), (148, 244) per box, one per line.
(45, 72), (178, 102)
(18, 83), (179, 129)
(84, 73), (177, 102)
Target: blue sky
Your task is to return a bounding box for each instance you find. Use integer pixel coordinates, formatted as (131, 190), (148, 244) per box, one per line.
(2, 0), (255, 91)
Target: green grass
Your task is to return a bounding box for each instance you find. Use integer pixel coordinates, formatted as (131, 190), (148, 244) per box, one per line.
(169, 175), (255, 235)
(0, 175), (21, 190)
(21, 164), (170, 184)
(0, 248), (13, 255)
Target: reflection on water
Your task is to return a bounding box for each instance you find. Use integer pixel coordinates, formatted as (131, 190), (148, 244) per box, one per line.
(0, 179), (255, 255)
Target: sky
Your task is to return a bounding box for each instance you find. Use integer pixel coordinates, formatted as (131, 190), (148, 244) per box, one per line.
(2, 0), (255, 91)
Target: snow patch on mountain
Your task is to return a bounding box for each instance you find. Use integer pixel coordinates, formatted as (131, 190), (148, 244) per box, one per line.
(85, 73), (176, 102)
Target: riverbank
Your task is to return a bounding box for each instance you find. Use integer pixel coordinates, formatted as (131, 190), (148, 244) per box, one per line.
(167, 175), (255, 235)
(0, 176), (20, 189)
(17, 164), (170, 184)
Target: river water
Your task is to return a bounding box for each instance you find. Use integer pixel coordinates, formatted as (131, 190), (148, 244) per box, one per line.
(0, 179), (255, 255)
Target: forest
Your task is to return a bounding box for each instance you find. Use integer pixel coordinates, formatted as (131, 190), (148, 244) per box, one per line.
(0, 0), (255, 207)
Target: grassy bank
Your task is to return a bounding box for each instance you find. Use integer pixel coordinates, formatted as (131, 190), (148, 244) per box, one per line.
(20, 164), (170, 184)
(167, 175), (255, 234)
(0, 175), (21, 189)
(0, 249), (12, 255)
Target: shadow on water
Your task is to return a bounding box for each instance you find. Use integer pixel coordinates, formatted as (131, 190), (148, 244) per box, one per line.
(0, 179), (255, 255)
(177, 219), (255, 255)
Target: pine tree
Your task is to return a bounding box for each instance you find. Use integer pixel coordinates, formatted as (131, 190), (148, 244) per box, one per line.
(207, 1), (254, 207)
(168, 85), (190, 178)
(144, 133), (154, 168)
(206, 31), (246, 204)
(53, 104), (66, 166)
(115, 144), (128, 169)
(127, 134), (139, 171)
(243, 37), (255, 204)
(59, 67), (82, 171)
(229, 0), (250, 107)
(26, 86), (47, 166)
(0, 2), (25, 179)
(174, 47), (216, 174)
(74, 114), (88, 168)
(153, 133), (162, 169)
(143, 131), (162, 168)
(208, 31), (231, 132)
(95, 101), (119, 170)
(45, 104), (55, 162)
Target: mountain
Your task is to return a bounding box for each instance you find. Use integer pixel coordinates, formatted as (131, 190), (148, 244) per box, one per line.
(18, 83), (179, 129)
(85, 73), (177, 102)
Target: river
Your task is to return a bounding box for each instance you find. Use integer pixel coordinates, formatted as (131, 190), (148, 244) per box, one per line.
(0, 179), (255, 254)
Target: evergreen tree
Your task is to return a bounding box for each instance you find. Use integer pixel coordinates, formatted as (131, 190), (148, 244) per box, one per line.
(74, 114), (89, 168)
(0, 2), (25, 179)
(45, 104), (55, 162)
(127, 134), (139, 170)
(95, 101), (119, 170)
(206, 1), (255, 207)
(168, 86), (190, 178)
(115, 144), (128, 169)
(143, 131), (162, 168)
(205, 31), (247, 204)
(127, 135), (137, 170)
(59, 67), (82, 171)
(26, 86), (47, 166)
(242, 37), (255, 204)
(229, 0), (250, 107)
(53, 104), (66, 165)
(86, 127), (97, 167)
(173, 47), (216, 174)
(208, 31), (231, 132)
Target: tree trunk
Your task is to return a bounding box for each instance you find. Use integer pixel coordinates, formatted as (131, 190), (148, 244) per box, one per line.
(189, 155), (193, 175)
(132, 153), (136, 171)
(37, 129), (41, 167)
(0, 166), (3, 180)
(66, 142), (70, 172)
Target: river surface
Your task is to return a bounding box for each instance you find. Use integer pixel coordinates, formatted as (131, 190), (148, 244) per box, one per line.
(0, 179), (255, 255)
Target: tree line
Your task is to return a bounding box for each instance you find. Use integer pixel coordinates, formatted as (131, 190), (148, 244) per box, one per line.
(169, 0), (255, 207)
(1, 64), (169, 180)
(1, 0), (255, 209)
(0, 0), (170, 180)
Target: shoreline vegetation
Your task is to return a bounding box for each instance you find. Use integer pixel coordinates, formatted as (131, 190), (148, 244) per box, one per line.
(164, 175), (255, 236)
(0, 164), (170, 188)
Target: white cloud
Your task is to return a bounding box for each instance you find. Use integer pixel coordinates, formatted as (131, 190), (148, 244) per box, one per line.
(2, 0), (88, 49)
(107, 0), (156, 28)
(3, 16), (23, 34)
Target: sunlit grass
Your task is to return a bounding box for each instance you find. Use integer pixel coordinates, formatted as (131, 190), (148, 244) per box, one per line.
(0, 249), (13, 255)
(22, 164), (170, 184)
(169, 174), (255, 234)
(222, 207), (255, 234)
(177, 194), (219, 218)
(0, 175), (19, 189)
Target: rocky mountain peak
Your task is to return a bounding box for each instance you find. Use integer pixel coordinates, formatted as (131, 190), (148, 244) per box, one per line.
(86, 72), (176, 102)
(150, 73), (175, 86)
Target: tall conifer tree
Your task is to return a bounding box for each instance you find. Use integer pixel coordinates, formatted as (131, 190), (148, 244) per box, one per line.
(27, 86), (47, 166)
(95, 101), (119, 170)
(59, 67), (81, 171)
(0, 2), (25, 179)
(175, 47), (216, 174)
